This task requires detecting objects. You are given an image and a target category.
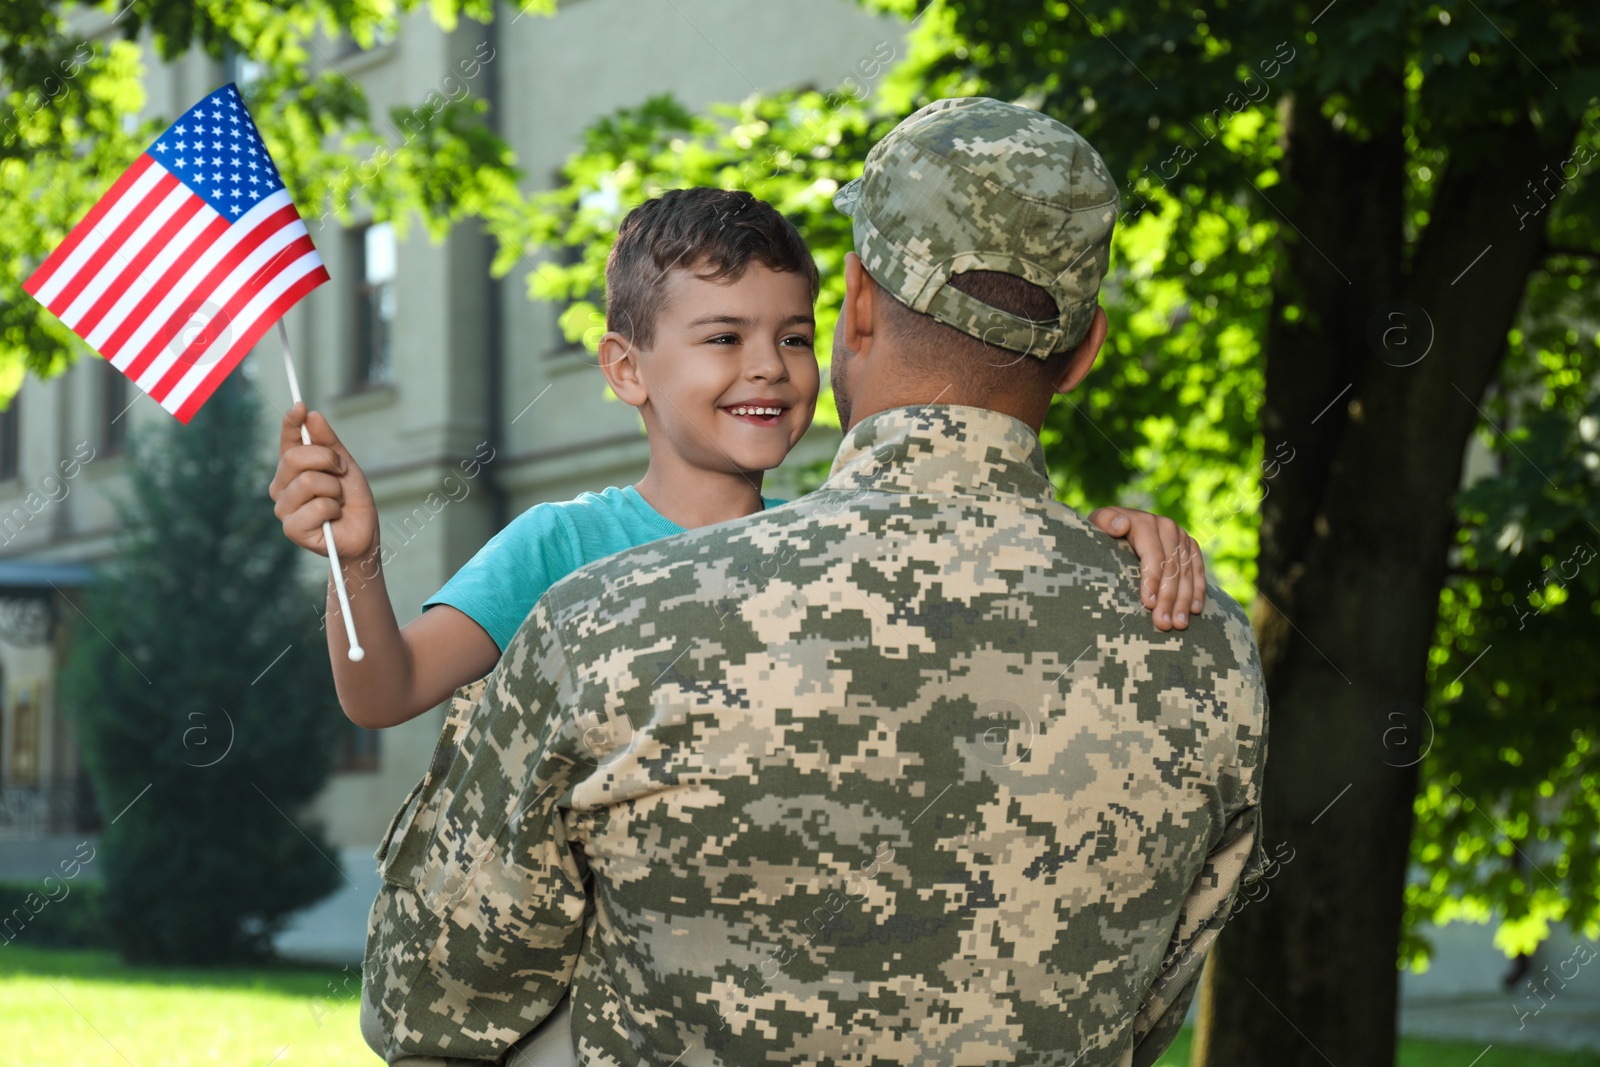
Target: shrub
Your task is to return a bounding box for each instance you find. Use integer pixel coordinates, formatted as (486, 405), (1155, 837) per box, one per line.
(60, 374), (342, 964)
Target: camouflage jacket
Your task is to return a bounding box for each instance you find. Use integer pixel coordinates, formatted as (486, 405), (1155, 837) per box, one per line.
(360, 403), (1270, 1066)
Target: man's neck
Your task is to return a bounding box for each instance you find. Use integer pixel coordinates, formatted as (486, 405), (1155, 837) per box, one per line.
(846, 388), (1049, 436)
(634, 459), (766, 530)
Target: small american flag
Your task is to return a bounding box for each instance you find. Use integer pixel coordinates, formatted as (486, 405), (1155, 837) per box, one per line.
(24, 83), (329, 424)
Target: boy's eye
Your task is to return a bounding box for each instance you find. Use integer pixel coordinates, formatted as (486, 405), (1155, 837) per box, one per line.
(707, 334), (740, 345)
(781, 335), (815, 348)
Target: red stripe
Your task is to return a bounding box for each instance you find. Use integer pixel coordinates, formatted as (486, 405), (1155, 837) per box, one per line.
(23, 155), (155, 298)
(147, 231), (321, 401)
(120, 203), (304, 383)
(74, 195), (207, 344)
(172, 263), (329, 424)
(101, 212), (230, 364)
(47, 171), (181, 316)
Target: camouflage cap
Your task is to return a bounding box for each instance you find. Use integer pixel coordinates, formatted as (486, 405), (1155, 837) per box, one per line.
(833, 96), (1120, 358)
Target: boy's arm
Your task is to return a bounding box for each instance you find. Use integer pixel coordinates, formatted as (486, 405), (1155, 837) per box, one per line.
(1088, 506), (1206, 631)
(322, 551), (500, 727)
(271, 402), (498, 727)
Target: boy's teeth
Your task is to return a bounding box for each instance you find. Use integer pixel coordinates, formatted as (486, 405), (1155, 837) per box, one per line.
(729, 406), (780, 416)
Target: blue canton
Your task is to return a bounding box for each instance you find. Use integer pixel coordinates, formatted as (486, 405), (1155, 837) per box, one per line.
(147, 82), (286, 220)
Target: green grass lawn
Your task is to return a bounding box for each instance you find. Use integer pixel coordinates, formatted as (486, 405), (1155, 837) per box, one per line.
(1, 946), (374, 1067)
(3, 946), (1598, 1066)
(1154, 1028), (1600, 1067)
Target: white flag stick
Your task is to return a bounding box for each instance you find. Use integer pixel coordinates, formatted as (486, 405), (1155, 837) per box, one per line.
(278, 318), (365, 662)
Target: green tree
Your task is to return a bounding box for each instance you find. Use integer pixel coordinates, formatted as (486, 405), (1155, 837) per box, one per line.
(492, 3), (1600, 1065)
(1, 0), (540, 398)
(61, 374), (345, 964)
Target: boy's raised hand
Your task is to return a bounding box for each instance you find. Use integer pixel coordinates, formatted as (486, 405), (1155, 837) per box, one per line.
(269, 402), (379, 561)
(1088, 506), (1206, 631)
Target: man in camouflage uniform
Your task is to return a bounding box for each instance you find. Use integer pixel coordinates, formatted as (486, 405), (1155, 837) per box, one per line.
(362, 97), (1269, 1066)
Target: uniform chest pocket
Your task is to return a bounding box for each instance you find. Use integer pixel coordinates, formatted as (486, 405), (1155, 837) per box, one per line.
(373, 677), (489, 897)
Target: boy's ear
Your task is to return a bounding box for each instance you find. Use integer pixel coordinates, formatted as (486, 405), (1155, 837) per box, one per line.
(598, 331), (648, 407)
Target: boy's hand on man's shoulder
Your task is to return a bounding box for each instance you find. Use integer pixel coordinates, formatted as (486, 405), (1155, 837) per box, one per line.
(1088, 506), (1206, 632)
(268, 401), (380, 562)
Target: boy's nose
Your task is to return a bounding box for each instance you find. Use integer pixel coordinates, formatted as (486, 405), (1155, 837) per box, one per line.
(744, 341), (788, 381)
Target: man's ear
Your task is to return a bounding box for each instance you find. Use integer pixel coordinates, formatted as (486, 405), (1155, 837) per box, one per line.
(841, 252), (879, 359)
(1054, 305), (1108, 396)
(598, 331), (648, 407)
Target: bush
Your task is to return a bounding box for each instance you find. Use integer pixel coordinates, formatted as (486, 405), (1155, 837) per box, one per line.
(0, 878), (106, 950)
(60, 374), (343, 965)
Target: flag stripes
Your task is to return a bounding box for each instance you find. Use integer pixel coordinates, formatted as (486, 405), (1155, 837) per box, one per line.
(23, 83), (329, 423)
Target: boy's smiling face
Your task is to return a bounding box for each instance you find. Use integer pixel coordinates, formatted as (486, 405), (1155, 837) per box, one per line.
(602, 261), (819, 476)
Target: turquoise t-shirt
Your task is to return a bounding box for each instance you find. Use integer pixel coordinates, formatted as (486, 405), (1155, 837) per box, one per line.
(423, 484), (787, 653)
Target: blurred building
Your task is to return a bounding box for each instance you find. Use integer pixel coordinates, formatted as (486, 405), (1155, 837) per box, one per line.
(0, 0), (902, 857)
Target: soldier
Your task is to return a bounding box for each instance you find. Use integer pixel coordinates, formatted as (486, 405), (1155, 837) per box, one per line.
(361, 96), (1269, 1066)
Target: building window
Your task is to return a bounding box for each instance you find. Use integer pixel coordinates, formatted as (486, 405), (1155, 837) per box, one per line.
(352, 222), (397, 389)
(8, 687), (40, 786)
(0, 394), (18, 480)
(101, 359), (129, 456)
(337, 721), (380, 773)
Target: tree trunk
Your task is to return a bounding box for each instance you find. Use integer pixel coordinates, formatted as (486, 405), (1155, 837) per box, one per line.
(1191, 87), (1577, 1066)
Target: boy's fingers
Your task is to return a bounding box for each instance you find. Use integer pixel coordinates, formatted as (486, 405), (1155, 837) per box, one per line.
(272, 470), (344, 522)
(303, 410), (351, 474)
(1088, 506), (1131, 535)
(1173, 536), (1195, 628)
(281, 442), (345, 477)
(1154, 517), (1185, 629)
(286, 496), (342, 548)
(1189, 536), (1207, 614)
(1124, 514), (1163, 612)
(277, 401), (307, 454)
(1119, 512), (1159, 606)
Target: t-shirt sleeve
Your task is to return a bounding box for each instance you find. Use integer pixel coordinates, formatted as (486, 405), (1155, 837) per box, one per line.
(422, 504), (581, 654)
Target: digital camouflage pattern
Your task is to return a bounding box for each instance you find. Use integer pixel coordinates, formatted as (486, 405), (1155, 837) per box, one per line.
(361, 404), (1269, 1066)
(832, 97), (1120, 359)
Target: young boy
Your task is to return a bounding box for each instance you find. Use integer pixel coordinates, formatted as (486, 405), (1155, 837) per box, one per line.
(269, 188), (1206, 729)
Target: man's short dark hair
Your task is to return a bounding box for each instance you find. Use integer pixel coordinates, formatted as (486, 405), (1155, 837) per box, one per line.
(605, 188), (820, 349)
(878, 270), (1080, 394)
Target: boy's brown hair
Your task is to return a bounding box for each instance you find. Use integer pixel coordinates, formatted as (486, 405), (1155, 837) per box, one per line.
(604, 188), (819, 349)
